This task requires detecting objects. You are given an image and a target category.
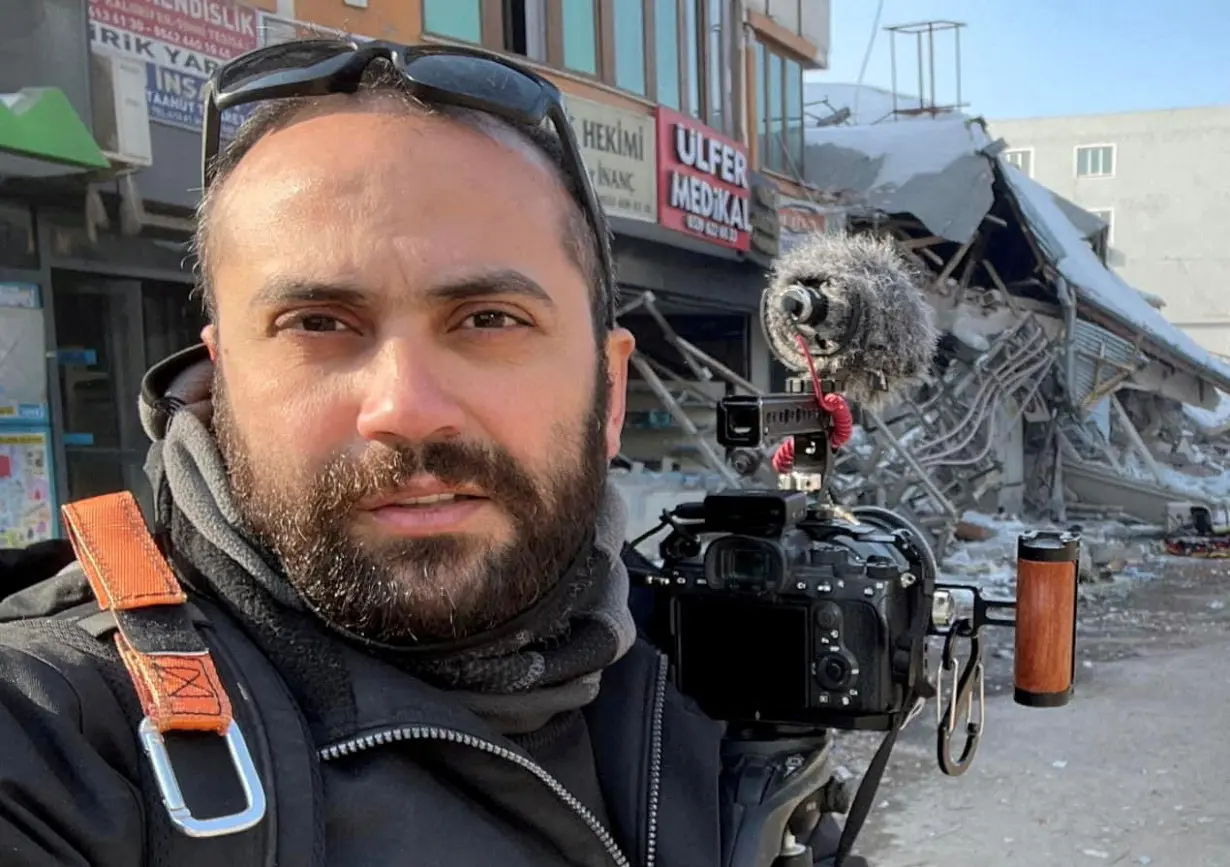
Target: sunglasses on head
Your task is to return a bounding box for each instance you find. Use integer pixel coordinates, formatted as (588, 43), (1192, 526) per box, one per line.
(201, 39), (615, 326)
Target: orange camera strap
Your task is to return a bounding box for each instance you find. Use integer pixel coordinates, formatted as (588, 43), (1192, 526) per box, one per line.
(61, 491), (233, 735)
(59, 492), (267, 840)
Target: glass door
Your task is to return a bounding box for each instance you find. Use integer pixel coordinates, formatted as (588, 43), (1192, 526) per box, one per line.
(53, 273), (152, 513)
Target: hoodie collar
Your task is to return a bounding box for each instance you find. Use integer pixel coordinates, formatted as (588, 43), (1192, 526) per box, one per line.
(138, 344), (637, 734)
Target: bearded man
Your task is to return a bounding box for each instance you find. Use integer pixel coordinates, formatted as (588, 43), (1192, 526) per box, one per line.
(0, 40), (865, 867)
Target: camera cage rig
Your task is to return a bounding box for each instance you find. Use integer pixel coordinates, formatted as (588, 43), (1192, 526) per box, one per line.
(629, 373), (1023, 867)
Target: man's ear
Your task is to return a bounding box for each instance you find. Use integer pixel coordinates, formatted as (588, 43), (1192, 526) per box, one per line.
(202, 324), (218, 362)
(603, 328), (636, 460)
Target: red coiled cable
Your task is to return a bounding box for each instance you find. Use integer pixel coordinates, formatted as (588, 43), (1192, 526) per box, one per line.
(771, 334), (854, 473)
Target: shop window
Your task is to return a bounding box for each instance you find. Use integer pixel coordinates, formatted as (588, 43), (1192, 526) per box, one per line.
(423, 0), (483, 43)
(623, 313), (748, 380)
(655, 0), (681, 109)
(562, 0), (599, 75)
(614, 0), (646, 96)
(0, 200), (38, 271)
(53, 274), (150, 510)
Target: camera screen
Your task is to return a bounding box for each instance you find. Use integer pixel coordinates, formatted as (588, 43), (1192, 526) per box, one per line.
(673, 595), (808, 724)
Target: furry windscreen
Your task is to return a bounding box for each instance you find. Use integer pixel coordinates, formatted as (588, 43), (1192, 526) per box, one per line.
(761, 232), (940, 409)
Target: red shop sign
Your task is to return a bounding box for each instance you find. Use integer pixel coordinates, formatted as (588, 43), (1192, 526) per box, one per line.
(655, 107), (751, 252)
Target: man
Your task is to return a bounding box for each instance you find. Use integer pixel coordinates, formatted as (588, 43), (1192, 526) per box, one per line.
(0, 41), (864, 866)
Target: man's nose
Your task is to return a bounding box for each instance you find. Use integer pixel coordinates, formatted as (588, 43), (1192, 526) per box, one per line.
(354, 339), (467, 447)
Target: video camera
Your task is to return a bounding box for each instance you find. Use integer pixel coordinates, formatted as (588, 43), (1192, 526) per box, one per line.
(628, 234), (1079, 867)
(643, 489), (935, 734)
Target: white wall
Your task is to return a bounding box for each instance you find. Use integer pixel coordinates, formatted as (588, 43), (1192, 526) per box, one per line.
(992, 106), (1230, 360)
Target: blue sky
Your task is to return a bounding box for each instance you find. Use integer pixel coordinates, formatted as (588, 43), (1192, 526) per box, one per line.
(815, 0), (1230, 120)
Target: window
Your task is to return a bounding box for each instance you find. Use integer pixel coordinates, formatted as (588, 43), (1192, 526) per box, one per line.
(614, 0), (646, 95)
(503, 0), (548, 61)
(784, 57), (803, 173)
(766, 0), (802, 34)
(1089, 208), (1114, 243)
(1004, 148), (1033, 177)
(1076, 145), (1115, 178)
(655, 0), (681, 109)
(423, 0), (482, 43)
(755, 41), (803, 176)
(756, 40), (768, 166)
(562, 0), (598, 75)
(684, 0), (701, 117)
(766, 46), (783, 171)
(705, 0), (729, 133)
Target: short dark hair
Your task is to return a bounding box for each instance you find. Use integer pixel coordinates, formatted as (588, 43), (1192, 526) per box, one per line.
(193, 58), (613, 334)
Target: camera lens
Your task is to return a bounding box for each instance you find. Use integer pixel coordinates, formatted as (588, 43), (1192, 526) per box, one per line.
(816, 651), (856, 691)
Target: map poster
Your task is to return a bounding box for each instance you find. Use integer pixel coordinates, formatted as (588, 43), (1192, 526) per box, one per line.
(0, 431), (54, 548)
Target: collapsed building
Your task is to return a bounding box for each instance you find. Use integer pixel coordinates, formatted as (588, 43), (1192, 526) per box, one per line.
(615, 113), (1230, 558)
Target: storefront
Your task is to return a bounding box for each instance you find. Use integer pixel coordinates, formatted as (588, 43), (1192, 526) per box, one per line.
(580, 104), (779, 466)
(0, 82), (116, 547)
(566, 92), (773, 386)
(0, 0), (222, 528)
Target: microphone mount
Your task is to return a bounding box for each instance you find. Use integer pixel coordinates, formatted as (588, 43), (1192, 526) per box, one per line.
(780, 284), (831, 329)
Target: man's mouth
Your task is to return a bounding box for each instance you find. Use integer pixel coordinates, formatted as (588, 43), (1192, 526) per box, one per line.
(357, 483), (491, 535)
(392, 492), (483, 507)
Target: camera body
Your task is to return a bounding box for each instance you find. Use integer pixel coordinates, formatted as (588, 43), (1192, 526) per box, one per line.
(645, 489), (934, 733)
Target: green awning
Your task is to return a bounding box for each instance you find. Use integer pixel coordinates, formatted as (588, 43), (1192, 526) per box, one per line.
(0, 87), (109, 172)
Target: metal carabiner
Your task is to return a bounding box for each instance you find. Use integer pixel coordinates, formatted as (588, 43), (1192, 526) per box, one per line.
(936, 621), (986, 777)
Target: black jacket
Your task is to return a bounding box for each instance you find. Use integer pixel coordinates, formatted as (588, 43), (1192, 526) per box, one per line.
(0, 346), (867, 866)
(0, 561), (867, 867)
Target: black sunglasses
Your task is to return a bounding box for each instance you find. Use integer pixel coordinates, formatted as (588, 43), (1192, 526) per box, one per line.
(201, 39), (614, 325)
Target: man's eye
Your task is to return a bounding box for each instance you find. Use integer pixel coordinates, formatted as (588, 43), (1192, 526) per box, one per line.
(285, 314), (348, 333)
(462, 310), (525, 330)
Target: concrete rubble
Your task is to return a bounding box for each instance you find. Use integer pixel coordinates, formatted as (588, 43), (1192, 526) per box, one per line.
(614, 112), (1230, 577)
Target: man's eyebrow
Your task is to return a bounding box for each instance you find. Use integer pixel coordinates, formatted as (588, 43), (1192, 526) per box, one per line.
(250, 277), (370, 309)
(423, 269), (555, 308)
(248, 270), (555, 310)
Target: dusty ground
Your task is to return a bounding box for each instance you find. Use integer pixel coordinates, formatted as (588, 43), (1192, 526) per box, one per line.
(832, 555), (1230, 867)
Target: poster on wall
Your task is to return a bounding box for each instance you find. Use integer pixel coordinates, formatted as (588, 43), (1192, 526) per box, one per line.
(0, 430), (54, 548)
(0, 283), (47, 423)
(87, 0), (260, 137)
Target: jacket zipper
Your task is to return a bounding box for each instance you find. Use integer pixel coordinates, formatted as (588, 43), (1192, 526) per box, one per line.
(319, 725), (631, 867)
(645, 652), (668, 867)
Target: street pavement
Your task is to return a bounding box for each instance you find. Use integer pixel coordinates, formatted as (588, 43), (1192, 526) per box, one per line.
(839, 557), (1230, 867)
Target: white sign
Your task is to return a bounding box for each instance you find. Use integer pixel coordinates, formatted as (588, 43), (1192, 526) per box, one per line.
(565, 96), (657, 223)
(87, 0), (260, 136)
(257, 12), (371, 46)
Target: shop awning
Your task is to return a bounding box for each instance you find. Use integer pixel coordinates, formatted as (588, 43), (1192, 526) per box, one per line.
(0, 87), (110, 177)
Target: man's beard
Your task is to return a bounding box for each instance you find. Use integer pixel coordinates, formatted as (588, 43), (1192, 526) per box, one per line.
(212, 360), (610, 646)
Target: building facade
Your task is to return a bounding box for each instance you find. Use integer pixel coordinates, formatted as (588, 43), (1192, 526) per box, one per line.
(0, 0), (829, 538)
(992, 106), (1230, 361)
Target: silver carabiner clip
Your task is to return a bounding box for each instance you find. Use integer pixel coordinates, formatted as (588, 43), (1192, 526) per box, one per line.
(139, 716), (268, 838)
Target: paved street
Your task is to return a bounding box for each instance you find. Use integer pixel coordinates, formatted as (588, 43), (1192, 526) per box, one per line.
(838, 557), (1230, 867)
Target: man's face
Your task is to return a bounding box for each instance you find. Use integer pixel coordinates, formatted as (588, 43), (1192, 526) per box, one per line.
(204, 98), (634, 644)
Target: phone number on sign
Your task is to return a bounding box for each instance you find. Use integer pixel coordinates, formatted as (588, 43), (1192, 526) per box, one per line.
(89, 3), (255, 56)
